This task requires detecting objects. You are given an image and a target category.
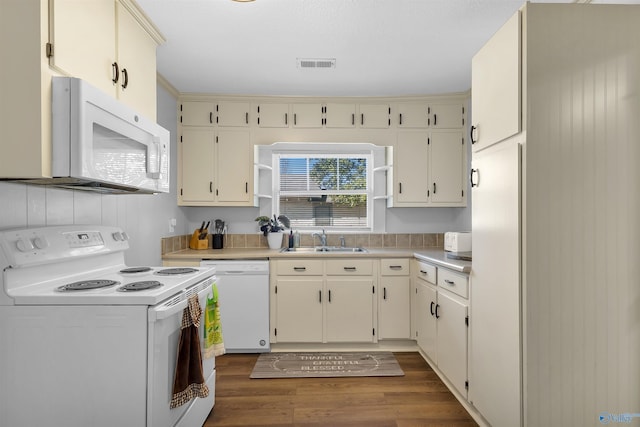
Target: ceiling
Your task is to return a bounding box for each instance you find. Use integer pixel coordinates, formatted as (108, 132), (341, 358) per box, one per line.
(136, 0), (638, 97)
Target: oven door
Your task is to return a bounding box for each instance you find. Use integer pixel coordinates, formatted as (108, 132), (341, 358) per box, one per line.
(147, 278), (216, 427)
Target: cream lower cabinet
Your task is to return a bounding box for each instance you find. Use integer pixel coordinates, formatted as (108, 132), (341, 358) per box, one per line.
(378, 259), (411, 339)
(414, 260), (469, 398)
(272, 259), (376, 344)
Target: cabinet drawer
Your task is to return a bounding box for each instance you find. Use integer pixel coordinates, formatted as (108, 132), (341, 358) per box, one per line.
(437, 268), (469, 299)
(275, 260), (323, 276)
(326, 259), (374, 276)
(380, 258), (410, 276)
(415, 261), (437, 285)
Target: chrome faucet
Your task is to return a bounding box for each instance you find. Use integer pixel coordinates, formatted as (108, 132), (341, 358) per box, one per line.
(313, 229), (327, 247)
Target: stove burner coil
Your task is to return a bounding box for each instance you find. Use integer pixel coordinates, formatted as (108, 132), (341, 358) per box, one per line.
(119, 266), (153, 274)
(56, 280), (120, 291)
(156, 268), (198, 276)
(117, 280), (163, 292)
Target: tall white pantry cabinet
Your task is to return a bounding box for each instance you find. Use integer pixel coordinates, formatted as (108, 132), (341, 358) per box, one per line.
(469, 4), (640, 427)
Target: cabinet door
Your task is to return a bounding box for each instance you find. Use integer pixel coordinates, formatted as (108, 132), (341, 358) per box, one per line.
(429, 130), (465, 205)
(275, 278), (323, 342)
(379, 277), (411, 339)
(216, 129), (252, 204)
(436, 290), (468, 398)
(325, 103), (356, 128)
(469, 142), (521, 426)
(180, 101), (215, 126)
(217, 101), (250, 127)
(416, 281), (437, 362)
(49, 0), (116, 96)
(397, 103), (428, 128)
(115, 2), (157, 120)
(429, 104), (463, 129)
(471, 11), (521, 151)
(395, 131), (429, 205)
(292, 103), (323, 128)
(325, 278), (375, 343)
(257, 103), (289, 128)
(179, 128), (215, 203)
(358, 104), (390, 128)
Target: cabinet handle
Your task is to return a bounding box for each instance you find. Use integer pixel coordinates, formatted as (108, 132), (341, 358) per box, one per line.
(246, 112), (249, 124)
(470, 168), (479, 188)
(470, 125), (478, 144)
(433, 182), (437, 194)
(209, 182), (213, 193)
(328, 289), (332, 302)
(209, 112), (213, 124)
(383, 287), (387, 300)
(390, 265), (403, 270)
(399, 183), (402, 194)
(444, 279), (455, 286)
(361, 113), (364, 126)
(420, 270), (428, 276)
(319, 290), (322, 303)
(399, 113), (403, 125)
(112, 62), (119, 84)
(430, 301), (435, 316)
(351, 113), (355, 126)
(293, 267), (306, 272)
(343, 266), (357, 271)
(121, 68), (128, 89)
(285, 113), (288, 125)
(433, 113), (437, 126)
(294, 113), (297, 126)
(245, 182), (248, 193)
(435, 303), (440, 319)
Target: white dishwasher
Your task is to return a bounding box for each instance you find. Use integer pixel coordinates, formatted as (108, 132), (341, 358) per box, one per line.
(200, 259), (270, 353)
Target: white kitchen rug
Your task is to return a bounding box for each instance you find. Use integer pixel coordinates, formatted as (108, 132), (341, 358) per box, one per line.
(249, 352), (404, 378)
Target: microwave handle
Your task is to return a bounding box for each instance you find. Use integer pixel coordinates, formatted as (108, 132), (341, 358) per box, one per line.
(147, 136), (162, 178)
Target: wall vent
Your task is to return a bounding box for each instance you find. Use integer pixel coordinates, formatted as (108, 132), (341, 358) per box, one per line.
(297, 58), (336, 69)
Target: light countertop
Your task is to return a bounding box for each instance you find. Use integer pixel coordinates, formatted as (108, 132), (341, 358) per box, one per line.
(163, 247), (471, 273)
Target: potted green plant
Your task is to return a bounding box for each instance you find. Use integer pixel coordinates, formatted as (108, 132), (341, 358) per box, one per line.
(255, 215), (290, 249)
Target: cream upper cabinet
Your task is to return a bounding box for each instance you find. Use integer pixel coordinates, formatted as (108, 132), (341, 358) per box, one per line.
(178, 127), (253, 206)
(325, 103), (356, 128)
(178, 127), (216, 203)
(180, 101), (215, 126)
(358, 104), (390, 129)
(396, 103), (429, 128)
(429, 130), (465, 206)
(292, 103), (323, 128)
(394, 131), (430, 205)
(429, 104), (464, 129)
(48, 0), (116, 96)
(217, 101), (250, 127)
(471, 11), (521, 152)
(49, 0), (161, 119)
(257, 103), (289, 128)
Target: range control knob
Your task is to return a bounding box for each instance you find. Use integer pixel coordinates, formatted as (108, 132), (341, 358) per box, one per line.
(121, 232), (130, 241)
(16, 237), (34, 252)
(33, 236), (49, 249)
(112, 232), (123, 241)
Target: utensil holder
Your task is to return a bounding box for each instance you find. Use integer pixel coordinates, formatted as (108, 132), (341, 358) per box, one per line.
(212, 234), (224, 249)
(189, 229), (209, 250)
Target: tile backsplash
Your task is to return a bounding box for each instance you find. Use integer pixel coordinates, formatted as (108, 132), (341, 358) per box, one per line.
(162, 232), (444, 255)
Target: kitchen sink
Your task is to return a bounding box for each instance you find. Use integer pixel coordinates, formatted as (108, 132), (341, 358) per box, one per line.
(280, 246), (368, 253)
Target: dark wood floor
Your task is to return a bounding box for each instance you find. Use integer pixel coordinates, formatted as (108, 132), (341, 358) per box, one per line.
(205, 352), (478, 427)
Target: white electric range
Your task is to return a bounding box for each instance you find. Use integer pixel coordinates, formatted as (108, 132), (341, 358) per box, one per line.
(0, 225), (217, 427)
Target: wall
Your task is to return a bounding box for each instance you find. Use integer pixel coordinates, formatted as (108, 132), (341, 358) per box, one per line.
(0, 85), (188, 266)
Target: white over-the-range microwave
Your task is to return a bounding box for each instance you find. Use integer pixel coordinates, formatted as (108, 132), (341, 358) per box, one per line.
(20, 77), (170, 194)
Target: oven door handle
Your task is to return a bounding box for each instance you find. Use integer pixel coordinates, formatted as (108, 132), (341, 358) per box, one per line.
(149, 282), (213, 321)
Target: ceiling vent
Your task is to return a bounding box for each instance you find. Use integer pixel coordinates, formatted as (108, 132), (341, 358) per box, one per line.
(297, 58), (336, 69)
